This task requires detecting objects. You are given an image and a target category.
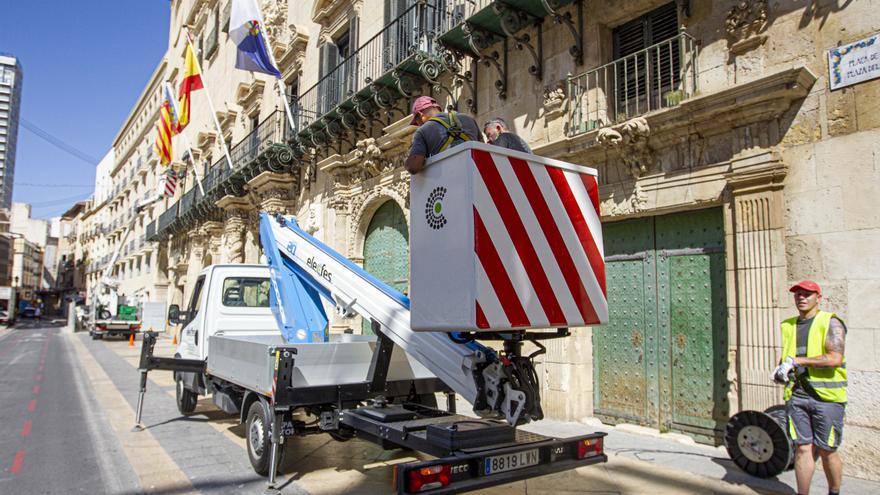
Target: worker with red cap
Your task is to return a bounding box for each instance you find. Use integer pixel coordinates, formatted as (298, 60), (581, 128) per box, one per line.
(773, 280), (847, 495)
(404, 96), (482, 174)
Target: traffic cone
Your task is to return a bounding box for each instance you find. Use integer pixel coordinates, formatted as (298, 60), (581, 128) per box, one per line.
(172, 329), (177, 345)
(128, 333), (135, 347)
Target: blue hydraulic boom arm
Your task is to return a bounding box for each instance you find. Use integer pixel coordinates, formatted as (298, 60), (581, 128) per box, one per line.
(258, 213), (543, 425)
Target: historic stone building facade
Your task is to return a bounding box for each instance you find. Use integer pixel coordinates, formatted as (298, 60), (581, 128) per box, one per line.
(80, 0), (879, 479)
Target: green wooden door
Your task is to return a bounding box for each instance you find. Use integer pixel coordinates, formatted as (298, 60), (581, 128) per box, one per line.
(594, 208), (728, 442)
(362, 200), (409, 334)
(656, 209), (729, 441)
(594, 218), (656, 424)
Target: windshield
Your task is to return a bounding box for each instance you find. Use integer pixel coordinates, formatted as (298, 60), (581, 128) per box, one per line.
(221, 277), (270, 308)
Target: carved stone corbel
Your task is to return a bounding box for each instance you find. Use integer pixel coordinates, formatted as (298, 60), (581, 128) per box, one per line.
(597, 117), (654, 179)
(247, 171), (297, 215)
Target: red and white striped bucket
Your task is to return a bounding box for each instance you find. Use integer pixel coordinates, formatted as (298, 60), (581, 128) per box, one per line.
(410, 142), (607, 332)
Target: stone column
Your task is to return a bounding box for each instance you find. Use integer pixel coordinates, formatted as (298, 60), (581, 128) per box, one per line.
(216, 196), (253, 264)
(200, 221), (224, 266)
(724, 150), (788, 413)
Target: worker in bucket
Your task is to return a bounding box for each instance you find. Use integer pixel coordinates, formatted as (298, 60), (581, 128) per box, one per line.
(483, 117), (533, 154)
(404, 96), (481, 174)
(772, 280), (847, 495)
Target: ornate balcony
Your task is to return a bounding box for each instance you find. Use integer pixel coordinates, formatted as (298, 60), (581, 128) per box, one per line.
(567, 32), (699, 135)
(154, 110), (294, 239)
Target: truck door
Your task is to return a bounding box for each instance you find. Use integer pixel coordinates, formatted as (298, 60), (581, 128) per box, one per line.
(182, 275), (205, 357)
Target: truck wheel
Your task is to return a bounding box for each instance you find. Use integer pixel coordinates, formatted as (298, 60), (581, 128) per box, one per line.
(246, 401), (284, 476)
(93, 333), (103, 340)
(175, 375), (198, 415)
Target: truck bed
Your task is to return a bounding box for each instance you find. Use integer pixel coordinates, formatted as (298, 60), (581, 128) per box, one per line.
(207, 333), (436, 397)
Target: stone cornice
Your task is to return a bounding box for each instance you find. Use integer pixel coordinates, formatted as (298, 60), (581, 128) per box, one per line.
(278, 29), (310, 84)
(534, 65), (817, 164)
(236, 80), (266, 118)
(215, 194), (253, 211)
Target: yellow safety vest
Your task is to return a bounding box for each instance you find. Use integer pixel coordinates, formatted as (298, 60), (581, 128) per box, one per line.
(780, 310), (847, 403)
(429, 111), (471, 152)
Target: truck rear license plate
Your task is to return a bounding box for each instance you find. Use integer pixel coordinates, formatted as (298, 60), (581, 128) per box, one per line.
(483, 448), (539, 475)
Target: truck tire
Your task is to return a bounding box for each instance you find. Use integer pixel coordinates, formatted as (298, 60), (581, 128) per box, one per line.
(175, 374), (198, 415)
(246, 401), (284, 476)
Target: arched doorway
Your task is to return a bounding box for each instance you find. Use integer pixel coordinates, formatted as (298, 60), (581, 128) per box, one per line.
(362, 200), (409, 334)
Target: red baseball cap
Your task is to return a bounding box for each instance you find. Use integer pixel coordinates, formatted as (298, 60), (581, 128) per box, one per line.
(410, 96), (441, 126)
(789, 280), (821, 294)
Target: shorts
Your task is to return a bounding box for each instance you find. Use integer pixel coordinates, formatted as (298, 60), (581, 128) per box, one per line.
(787, 394), (846, 451)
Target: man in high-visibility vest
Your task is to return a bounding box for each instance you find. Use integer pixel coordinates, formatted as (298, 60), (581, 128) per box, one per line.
(404, 96), (481, 174)
(772, 280), (847, 495)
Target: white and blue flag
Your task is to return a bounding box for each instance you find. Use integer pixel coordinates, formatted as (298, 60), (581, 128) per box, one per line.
(230, 0), (282, 77)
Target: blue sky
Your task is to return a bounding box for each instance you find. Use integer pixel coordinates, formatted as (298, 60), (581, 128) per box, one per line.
(0, 1), (170, 219)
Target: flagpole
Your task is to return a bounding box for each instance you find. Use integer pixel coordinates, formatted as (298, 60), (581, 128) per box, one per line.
(252, 3), (298, 137)
(165, 82), (205, 196)
(182, 25), (236, 172)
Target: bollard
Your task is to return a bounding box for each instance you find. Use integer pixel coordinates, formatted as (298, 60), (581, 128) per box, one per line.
(128, 333), (135, 347)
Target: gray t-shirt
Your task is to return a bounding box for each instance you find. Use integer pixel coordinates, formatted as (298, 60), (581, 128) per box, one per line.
(409, 112), (481, 158)
(492, 132), (533, 154)
(791, 316), (846, 398)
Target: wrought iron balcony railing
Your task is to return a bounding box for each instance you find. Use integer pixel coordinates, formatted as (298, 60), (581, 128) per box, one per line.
(567, 32), (698, 136)
(294, 2), (440, 147)
(154, 110), (291, 238)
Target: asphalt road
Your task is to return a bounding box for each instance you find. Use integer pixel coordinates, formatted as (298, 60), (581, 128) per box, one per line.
(0, 321), (139, 493)
(3, 323), (878, 495)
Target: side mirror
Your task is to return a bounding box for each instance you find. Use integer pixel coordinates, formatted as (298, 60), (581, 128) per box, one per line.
(167, 304), (181, 325)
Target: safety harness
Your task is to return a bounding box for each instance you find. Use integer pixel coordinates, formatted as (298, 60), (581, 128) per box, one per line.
(429, 111), (471, 153)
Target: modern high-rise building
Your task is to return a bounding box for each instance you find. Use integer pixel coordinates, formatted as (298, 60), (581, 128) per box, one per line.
(0, 54), (23, 210)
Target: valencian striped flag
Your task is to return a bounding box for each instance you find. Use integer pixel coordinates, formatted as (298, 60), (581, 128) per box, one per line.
(230, 0), (282, 77)
(177, 44), (203, 132)
(154, 99), (175, 166)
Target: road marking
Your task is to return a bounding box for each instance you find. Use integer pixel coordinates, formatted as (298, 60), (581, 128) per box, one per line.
(27, 399), (36, 412)
(11, 451), (25, 474)
(68, 332), (194, 493)
(20, 420), (32, 437)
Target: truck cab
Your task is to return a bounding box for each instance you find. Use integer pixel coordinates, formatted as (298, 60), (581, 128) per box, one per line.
(172, 264), (279, 361)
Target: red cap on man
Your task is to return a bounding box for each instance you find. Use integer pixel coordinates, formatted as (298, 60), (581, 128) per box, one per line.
(789, 280), (821, 295)
(410, 96), (441, 126)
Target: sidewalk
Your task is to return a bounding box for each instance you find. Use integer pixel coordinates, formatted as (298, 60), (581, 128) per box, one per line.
(104, 332), (880, 495)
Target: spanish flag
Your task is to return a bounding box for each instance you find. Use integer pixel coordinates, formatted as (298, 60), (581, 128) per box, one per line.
(154, 101), (174, 166)
(177, 44), (204, 132)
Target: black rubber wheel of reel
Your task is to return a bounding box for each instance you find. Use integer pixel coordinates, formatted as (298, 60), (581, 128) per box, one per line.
(725, 409), (791, 478)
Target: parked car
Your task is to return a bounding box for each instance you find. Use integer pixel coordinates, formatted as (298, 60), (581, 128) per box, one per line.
(19, 307), (36, 319)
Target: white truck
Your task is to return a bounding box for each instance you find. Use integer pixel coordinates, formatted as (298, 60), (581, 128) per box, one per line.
(88, 195), (164, 339)
(134, 143), (610, 493)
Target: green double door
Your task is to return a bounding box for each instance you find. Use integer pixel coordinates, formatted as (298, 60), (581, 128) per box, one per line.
(362, 201), (410, 335)
(594, 208), (729, 443)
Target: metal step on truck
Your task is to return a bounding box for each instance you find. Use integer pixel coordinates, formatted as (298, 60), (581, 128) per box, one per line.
(133, 143), (610, 494)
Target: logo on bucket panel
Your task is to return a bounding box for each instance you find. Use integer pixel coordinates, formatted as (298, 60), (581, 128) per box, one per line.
(425, 186), (447, 229)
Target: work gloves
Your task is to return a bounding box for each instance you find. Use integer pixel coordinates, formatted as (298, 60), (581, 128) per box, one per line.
(771, 356), (796, 384)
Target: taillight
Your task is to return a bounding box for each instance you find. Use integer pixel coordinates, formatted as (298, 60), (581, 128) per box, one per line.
(131, 324), (141, 331)
(96, 324), (107, 331)
(406, 464), (451, 493)
(576, 437), (603, 459)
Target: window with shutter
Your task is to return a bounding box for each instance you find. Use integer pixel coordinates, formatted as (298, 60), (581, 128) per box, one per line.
(221, 0), (232, 33)
(384, 0), (416, 71)
(288, 80), (300, 133)
(612, 2), (680, 119)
